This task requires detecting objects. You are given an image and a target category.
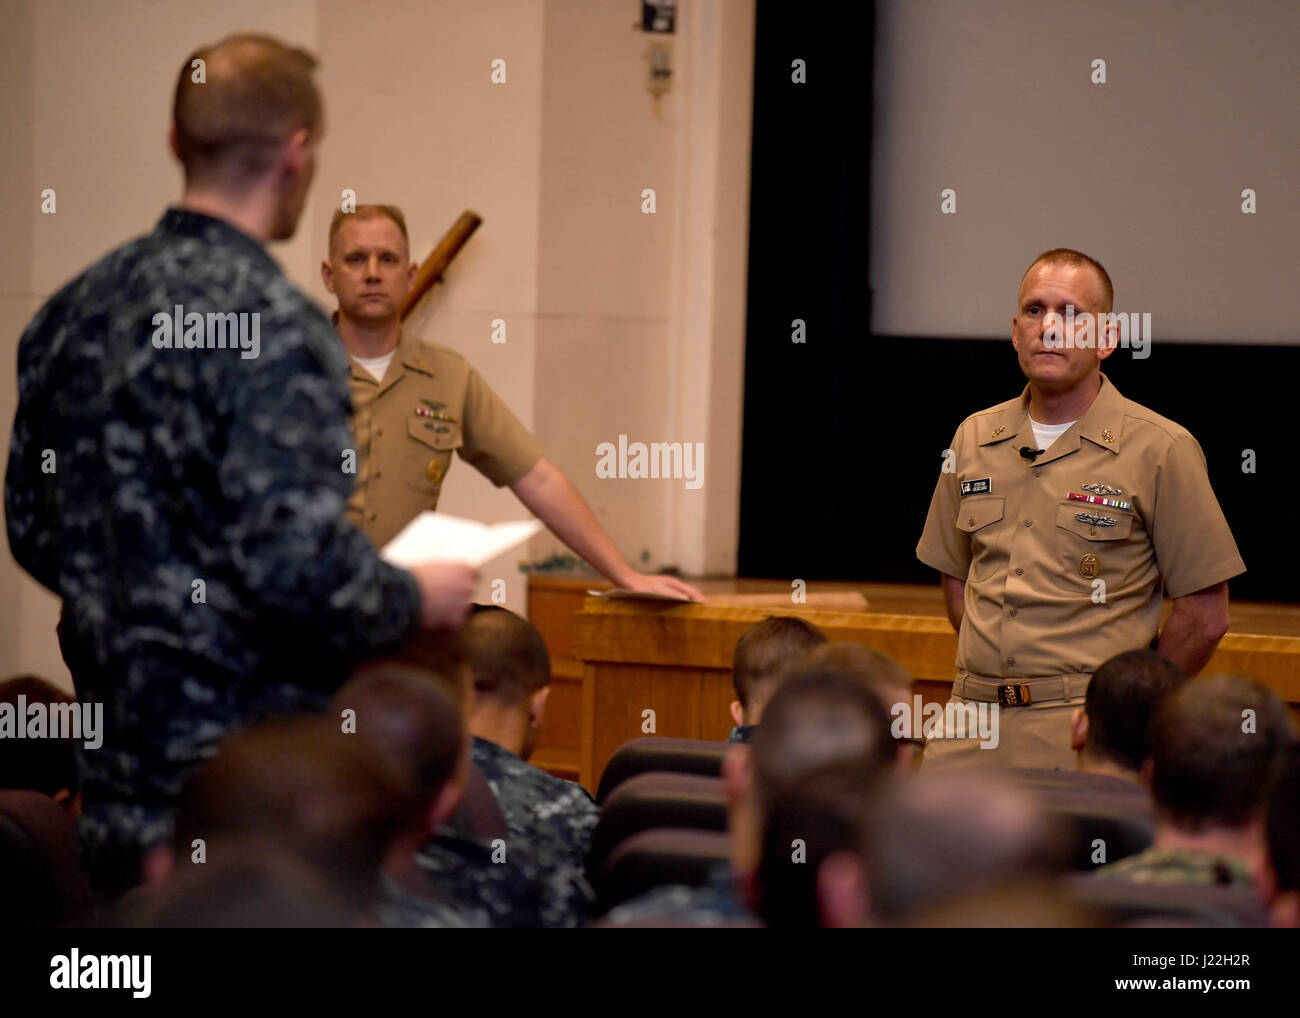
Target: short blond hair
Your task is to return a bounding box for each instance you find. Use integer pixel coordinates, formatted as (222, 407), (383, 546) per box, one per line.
(329, 205), (410, 255)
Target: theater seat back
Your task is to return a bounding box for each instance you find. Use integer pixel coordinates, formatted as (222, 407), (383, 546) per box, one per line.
(588, 773), (727, 878)
(596, 737), (729, 804)
(1019, 780), (1155, 871)
(594, 828), (731, 912)
(0, 789), (95, 926)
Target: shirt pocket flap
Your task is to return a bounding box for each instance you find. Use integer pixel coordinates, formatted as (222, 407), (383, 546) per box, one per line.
(407, 416), (463, 452)
(1056, 502), (1134, 541)
(956, 495), (1006, 532)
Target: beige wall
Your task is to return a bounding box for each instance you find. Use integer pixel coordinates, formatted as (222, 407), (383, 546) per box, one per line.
(871, 0), (1299, 342)
(1, 0), (755, 686)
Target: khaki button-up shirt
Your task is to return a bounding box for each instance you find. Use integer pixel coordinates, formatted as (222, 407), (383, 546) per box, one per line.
(346, 329), (543, 547)
(917, 374), (1244, 679)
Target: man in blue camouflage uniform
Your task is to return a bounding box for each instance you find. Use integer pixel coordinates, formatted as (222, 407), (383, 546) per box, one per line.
(4, 33), (475, 896)
(377, 759), (591, 928)
(460, 605), (598, 924)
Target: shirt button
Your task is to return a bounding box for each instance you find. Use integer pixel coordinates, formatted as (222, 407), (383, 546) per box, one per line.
(1009, 609), (1018, 617)
(1032, 468), (1041, 477)
(1024, 519), (1033, 527)
(376, 427), (384, 437)
(1090, 527), (1097, 536)
(968, 517), (975, 526)
(1015, 568), (1024, 576)
(1006, 657), (1015, 667)
(373, 470), (382, 479)
(367, 512), (378, 521)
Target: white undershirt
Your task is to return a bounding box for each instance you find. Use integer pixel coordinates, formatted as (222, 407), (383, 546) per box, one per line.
(353, 350), (396, 383)
(1029, 416), (1077, 453)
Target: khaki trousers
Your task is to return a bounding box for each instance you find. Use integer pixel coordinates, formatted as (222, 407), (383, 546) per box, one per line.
(918, 673), (1091, 772)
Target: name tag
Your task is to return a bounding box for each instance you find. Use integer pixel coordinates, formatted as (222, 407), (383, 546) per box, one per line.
(960, 477), (992, 497)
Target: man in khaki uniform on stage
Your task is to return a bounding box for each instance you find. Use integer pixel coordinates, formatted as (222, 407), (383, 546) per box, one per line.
(917, 248), (1244, 770)
(321, 204), (701, 601)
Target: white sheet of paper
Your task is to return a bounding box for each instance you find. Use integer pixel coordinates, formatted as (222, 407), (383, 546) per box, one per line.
(381, 512), (544, 569)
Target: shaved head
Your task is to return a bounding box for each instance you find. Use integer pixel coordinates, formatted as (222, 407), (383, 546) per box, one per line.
(1020, 248), (1113, 312)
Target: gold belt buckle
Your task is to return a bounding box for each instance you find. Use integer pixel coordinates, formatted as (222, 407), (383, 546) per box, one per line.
(997, 683), (1032, 708)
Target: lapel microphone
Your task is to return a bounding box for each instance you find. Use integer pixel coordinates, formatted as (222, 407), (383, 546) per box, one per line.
(1019, 446), (1045, 462)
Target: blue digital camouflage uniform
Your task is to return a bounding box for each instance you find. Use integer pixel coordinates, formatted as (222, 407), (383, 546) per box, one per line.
(374, 866), (485, 929)
(5, 208), (422, 890)
(378, 829), (586, 928)
(600, 862), (760, 926)
(377, 741), (599, 928)
(470, 736), (599, 876)
(393, 738), (598, 928)
(404, 831), (557, 928)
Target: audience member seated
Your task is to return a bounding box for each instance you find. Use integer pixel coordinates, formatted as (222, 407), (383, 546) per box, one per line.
(1094, 674), (1296, 899)
(800, 642), (918, 768)
(328, 663), (476, 926)
(727, 616), (828, 742)
(116, 836), (358, 928)
(462, 606), (599, 880)
(1266, 745), (1300, 928)
(131, 715), (416, 925)
(1068, 649), (1188, 785)
(341, 650), (590, 928)
(603, 657), (897, 925)
(0, 675), (95, 925)
(757, 765), (1068, 927)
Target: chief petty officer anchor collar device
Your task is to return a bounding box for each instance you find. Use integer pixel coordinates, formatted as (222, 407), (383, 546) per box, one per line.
(967, 373), (1130, 586)
(974, 372), (1126, 467)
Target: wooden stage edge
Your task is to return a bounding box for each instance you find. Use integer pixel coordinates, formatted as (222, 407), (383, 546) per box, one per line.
(526, 574), (1300, 792)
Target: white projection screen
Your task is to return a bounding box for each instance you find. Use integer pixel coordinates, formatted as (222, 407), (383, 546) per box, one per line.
(869, 0), (1298, 343)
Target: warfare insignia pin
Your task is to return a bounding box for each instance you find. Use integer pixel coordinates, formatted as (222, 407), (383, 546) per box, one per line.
(991, 424), (1006, 438)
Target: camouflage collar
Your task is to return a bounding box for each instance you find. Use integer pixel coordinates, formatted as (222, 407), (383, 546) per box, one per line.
(158, 206), (278, 274)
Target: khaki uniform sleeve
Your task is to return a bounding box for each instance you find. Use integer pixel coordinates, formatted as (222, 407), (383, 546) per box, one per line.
(916, 426), (971, 580)
(1149, 430), (1245, 598)
(458, 365), (544, 486)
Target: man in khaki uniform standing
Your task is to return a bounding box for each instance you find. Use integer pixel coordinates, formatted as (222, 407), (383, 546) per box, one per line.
(916, 248), (1244, 770)
(321, 205), (702, 601)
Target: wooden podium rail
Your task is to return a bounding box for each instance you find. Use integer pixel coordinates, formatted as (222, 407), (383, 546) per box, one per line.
(570, 599), (953, 790)
(527, 575), (1300, 792)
